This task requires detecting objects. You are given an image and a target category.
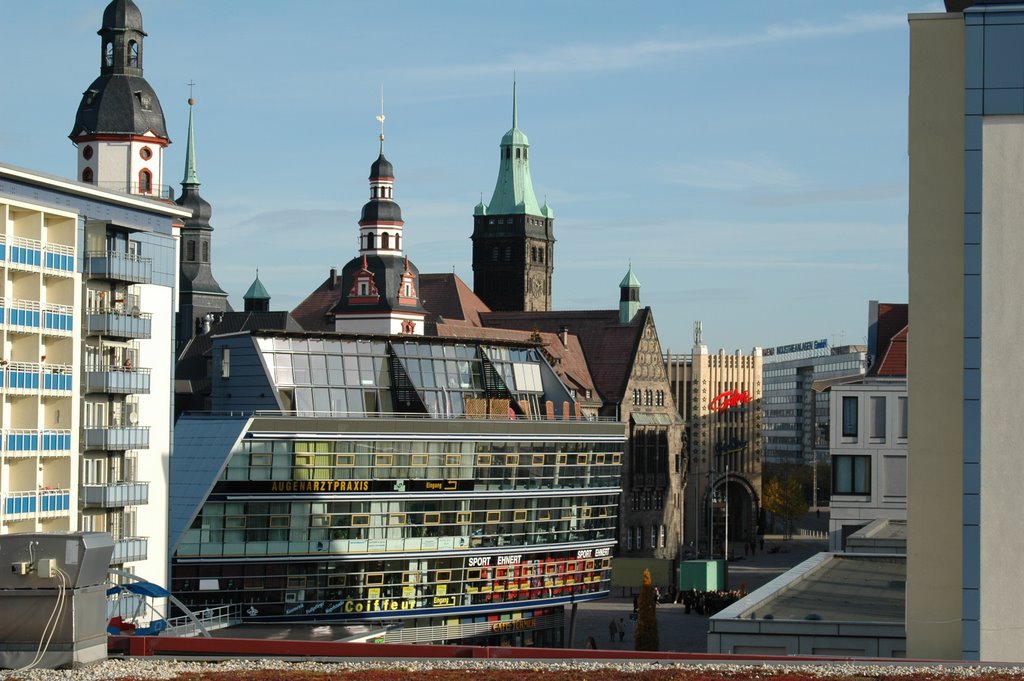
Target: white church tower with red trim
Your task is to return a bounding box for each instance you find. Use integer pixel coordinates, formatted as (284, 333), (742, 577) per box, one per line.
(70, 0), (170, 198)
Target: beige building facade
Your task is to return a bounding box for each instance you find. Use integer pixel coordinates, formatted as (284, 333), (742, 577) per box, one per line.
(908, 2), (1024, 662)
(667, 341), (762, 558)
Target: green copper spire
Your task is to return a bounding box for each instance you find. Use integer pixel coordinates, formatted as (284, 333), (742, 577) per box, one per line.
(182, 95), (199, 185)
(486, 82), (542, 215)
(244, 269), (270, 301)
(619, 264), (641, 324)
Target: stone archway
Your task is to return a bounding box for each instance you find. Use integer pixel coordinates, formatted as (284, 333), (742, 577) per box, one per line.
(702, 472), (760, 559)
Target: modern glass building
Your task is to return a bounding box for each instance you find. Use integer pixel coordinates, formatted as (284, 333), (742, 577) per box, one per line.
(171, 330), (623, 646)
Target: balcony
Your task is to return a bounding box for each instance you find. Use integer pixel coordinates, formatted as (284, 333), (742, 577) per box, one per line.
(1, 363), (74, 394)
(82, 482), (149, 508)
(85, 251), (152, 284)
(84, 309), (152, 339)
(83, 426), (149, 451)
(2, 489), (71, 518)
(111, 537), (149, 564)
(84, 367), (151, 394)
(3, 429), (72, 456)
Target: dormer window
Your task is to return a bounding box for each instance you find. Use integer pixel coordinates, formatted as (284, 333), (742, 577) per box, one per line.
(358, 281), (369, 296)
(403, 282), (412, 297)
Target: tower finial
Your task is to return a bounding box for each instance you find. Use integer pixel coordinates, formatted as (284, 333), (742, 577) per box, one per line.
(512, 77), (518, 129)
(375, 85), (386, 151)
(182, 88), (199, 185)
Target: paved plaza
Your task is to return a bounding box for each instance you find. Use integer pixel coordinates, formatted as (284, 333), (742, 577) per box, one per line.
(571, 535), (829, 652)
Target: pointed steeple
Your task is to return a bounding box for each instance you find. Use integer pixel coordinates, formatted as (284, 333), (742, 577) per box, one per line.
(470, 81), (555, 313)
(619, 264), (641, 324)
(487, 82), (542, 215)
(175, 94), (230, 353)
(182, 95), (199, 185)
(243, 270), (271, 312)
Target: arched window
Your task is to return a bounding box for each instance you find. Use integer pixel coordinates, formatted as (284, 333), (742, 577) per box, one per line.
(128, 41), (139, 67)
(394, 234), (400, 250)
(381, 233), (390, 249)
(524, 148), (528, 160)
(365, 233), (375, 250)
(505, 148), (511, 159)
(202, 241), (210, 263)
(186, 240), (196, 261)
(82, 167), (94, 184)
(104, 42), (113, 67)
(515, 148), (521, 159)
(138, 169), (152, 194)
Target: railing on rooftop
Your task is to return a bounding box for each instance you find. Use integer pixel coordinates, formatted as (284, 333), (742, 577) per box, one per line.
(92, 181), (175, 201)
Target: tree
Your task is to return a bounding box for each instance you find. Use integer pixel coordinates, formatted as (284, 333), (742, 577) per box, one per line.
(761, 477), (808, 539)
(634, 568), (659, 651)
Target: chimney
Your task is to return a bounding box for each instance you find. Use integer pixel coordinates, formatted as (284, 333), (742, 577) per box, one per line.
(329, 267), (337, 290)
(558, 325), (569, 348)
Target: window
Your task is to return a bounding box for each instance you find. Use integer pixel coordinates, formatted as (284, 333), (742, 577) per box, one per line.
(870, 396), (886, 439)
(644, 390), (653, 407)
(834, 455), (871, 495)
(83, 145), (94, 161)
(187, 240), (196, 261)
(139, 146), (152, 161)
(202, 241), (209, 263)
(82, 167), (94, 184)
(104, 42), (114, 67)
(659, 525), (666, 548)
(898, 396), (908, 439)
(128, 40), (139, 67)
(650, 525), (658, 550)
(626, 526), (634, 551)
(841, 396), (858, 437)
(632, 389), (641, 406)
(138, 169), (152, 194)
(381, 233), (390, 249)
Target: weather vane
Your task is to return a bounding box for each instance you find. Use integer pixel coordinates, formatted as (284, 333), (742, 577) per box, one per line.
(375, 86), (385, 143)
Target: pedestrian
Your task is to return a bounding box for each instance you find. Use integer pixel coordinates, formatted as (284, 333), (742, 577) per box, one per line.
(608, 618), (617, 642)
(618, 617), (626, 642)
(586, 636), (597, 650)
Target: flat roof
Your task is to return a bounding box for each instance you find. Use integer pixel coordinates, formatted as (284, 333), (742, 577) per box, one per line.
(0, 162), (192, 218)
(715, 553), (905, 624)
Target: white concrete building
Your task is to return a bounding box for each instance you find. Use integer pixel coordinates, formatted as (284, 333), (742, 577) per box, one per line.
(0, 164), (188, 602)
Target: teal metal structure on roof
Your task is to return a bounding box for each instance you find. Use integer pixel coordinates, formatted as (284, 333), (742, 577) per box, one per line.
(243, 272), (270, 302)
(620, 265), (641, 289)
(182, 98), (199, 186)
(478, 83), (551, 218)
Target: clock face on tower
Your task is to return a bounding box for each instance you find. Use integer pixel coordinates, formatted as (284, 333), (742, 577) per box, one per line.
(529, 274), (544, 296)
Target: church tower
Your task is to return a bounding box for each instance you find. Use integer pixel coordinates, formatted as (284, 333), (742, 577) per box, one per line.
(472, 84), (555, 312)
(175, 97), (230, 351)
(70, 0), (170, 196)
(331, 116), (427, 336)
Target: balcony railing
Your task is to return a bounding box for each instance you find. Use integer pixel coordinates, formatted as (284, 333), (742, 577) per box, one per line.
(83, 426), (149, 451)
(1, 363), (74, 393)
(2, 489), (71, 518)
(3, 429), (72, 456)
(1, 299), (75, 335)
(84, 251), (152, 284)
(84, 367), (151, 394)
(112, 537), (149, 564)
(82, 482), (149, 508)
(92, 181), (174, 201)
(84, 309), (152, 339)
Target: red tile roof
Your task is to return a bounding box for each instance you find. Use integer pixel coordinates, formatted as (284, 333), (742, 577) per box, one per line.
(874, 325), (908, 377)
(419, 273), (491, 327)
(480, 309), (648, 405)
(869, 303), (908, 377)
(290, 271), (343, 331)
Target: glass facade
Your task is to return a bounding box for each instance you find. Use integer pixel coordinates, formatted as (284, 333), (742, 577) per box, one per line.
(172, 332), (623, 645)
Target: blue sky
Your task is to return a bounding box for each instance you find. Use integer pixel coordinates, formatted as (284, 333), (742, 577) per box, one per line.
(1, 1), (937, 354)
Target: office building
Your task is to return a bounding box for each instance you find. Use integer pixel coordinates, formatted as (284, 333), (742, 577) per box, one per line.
(666, 335), (763, 556)
(907, 0), (1024, 661)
